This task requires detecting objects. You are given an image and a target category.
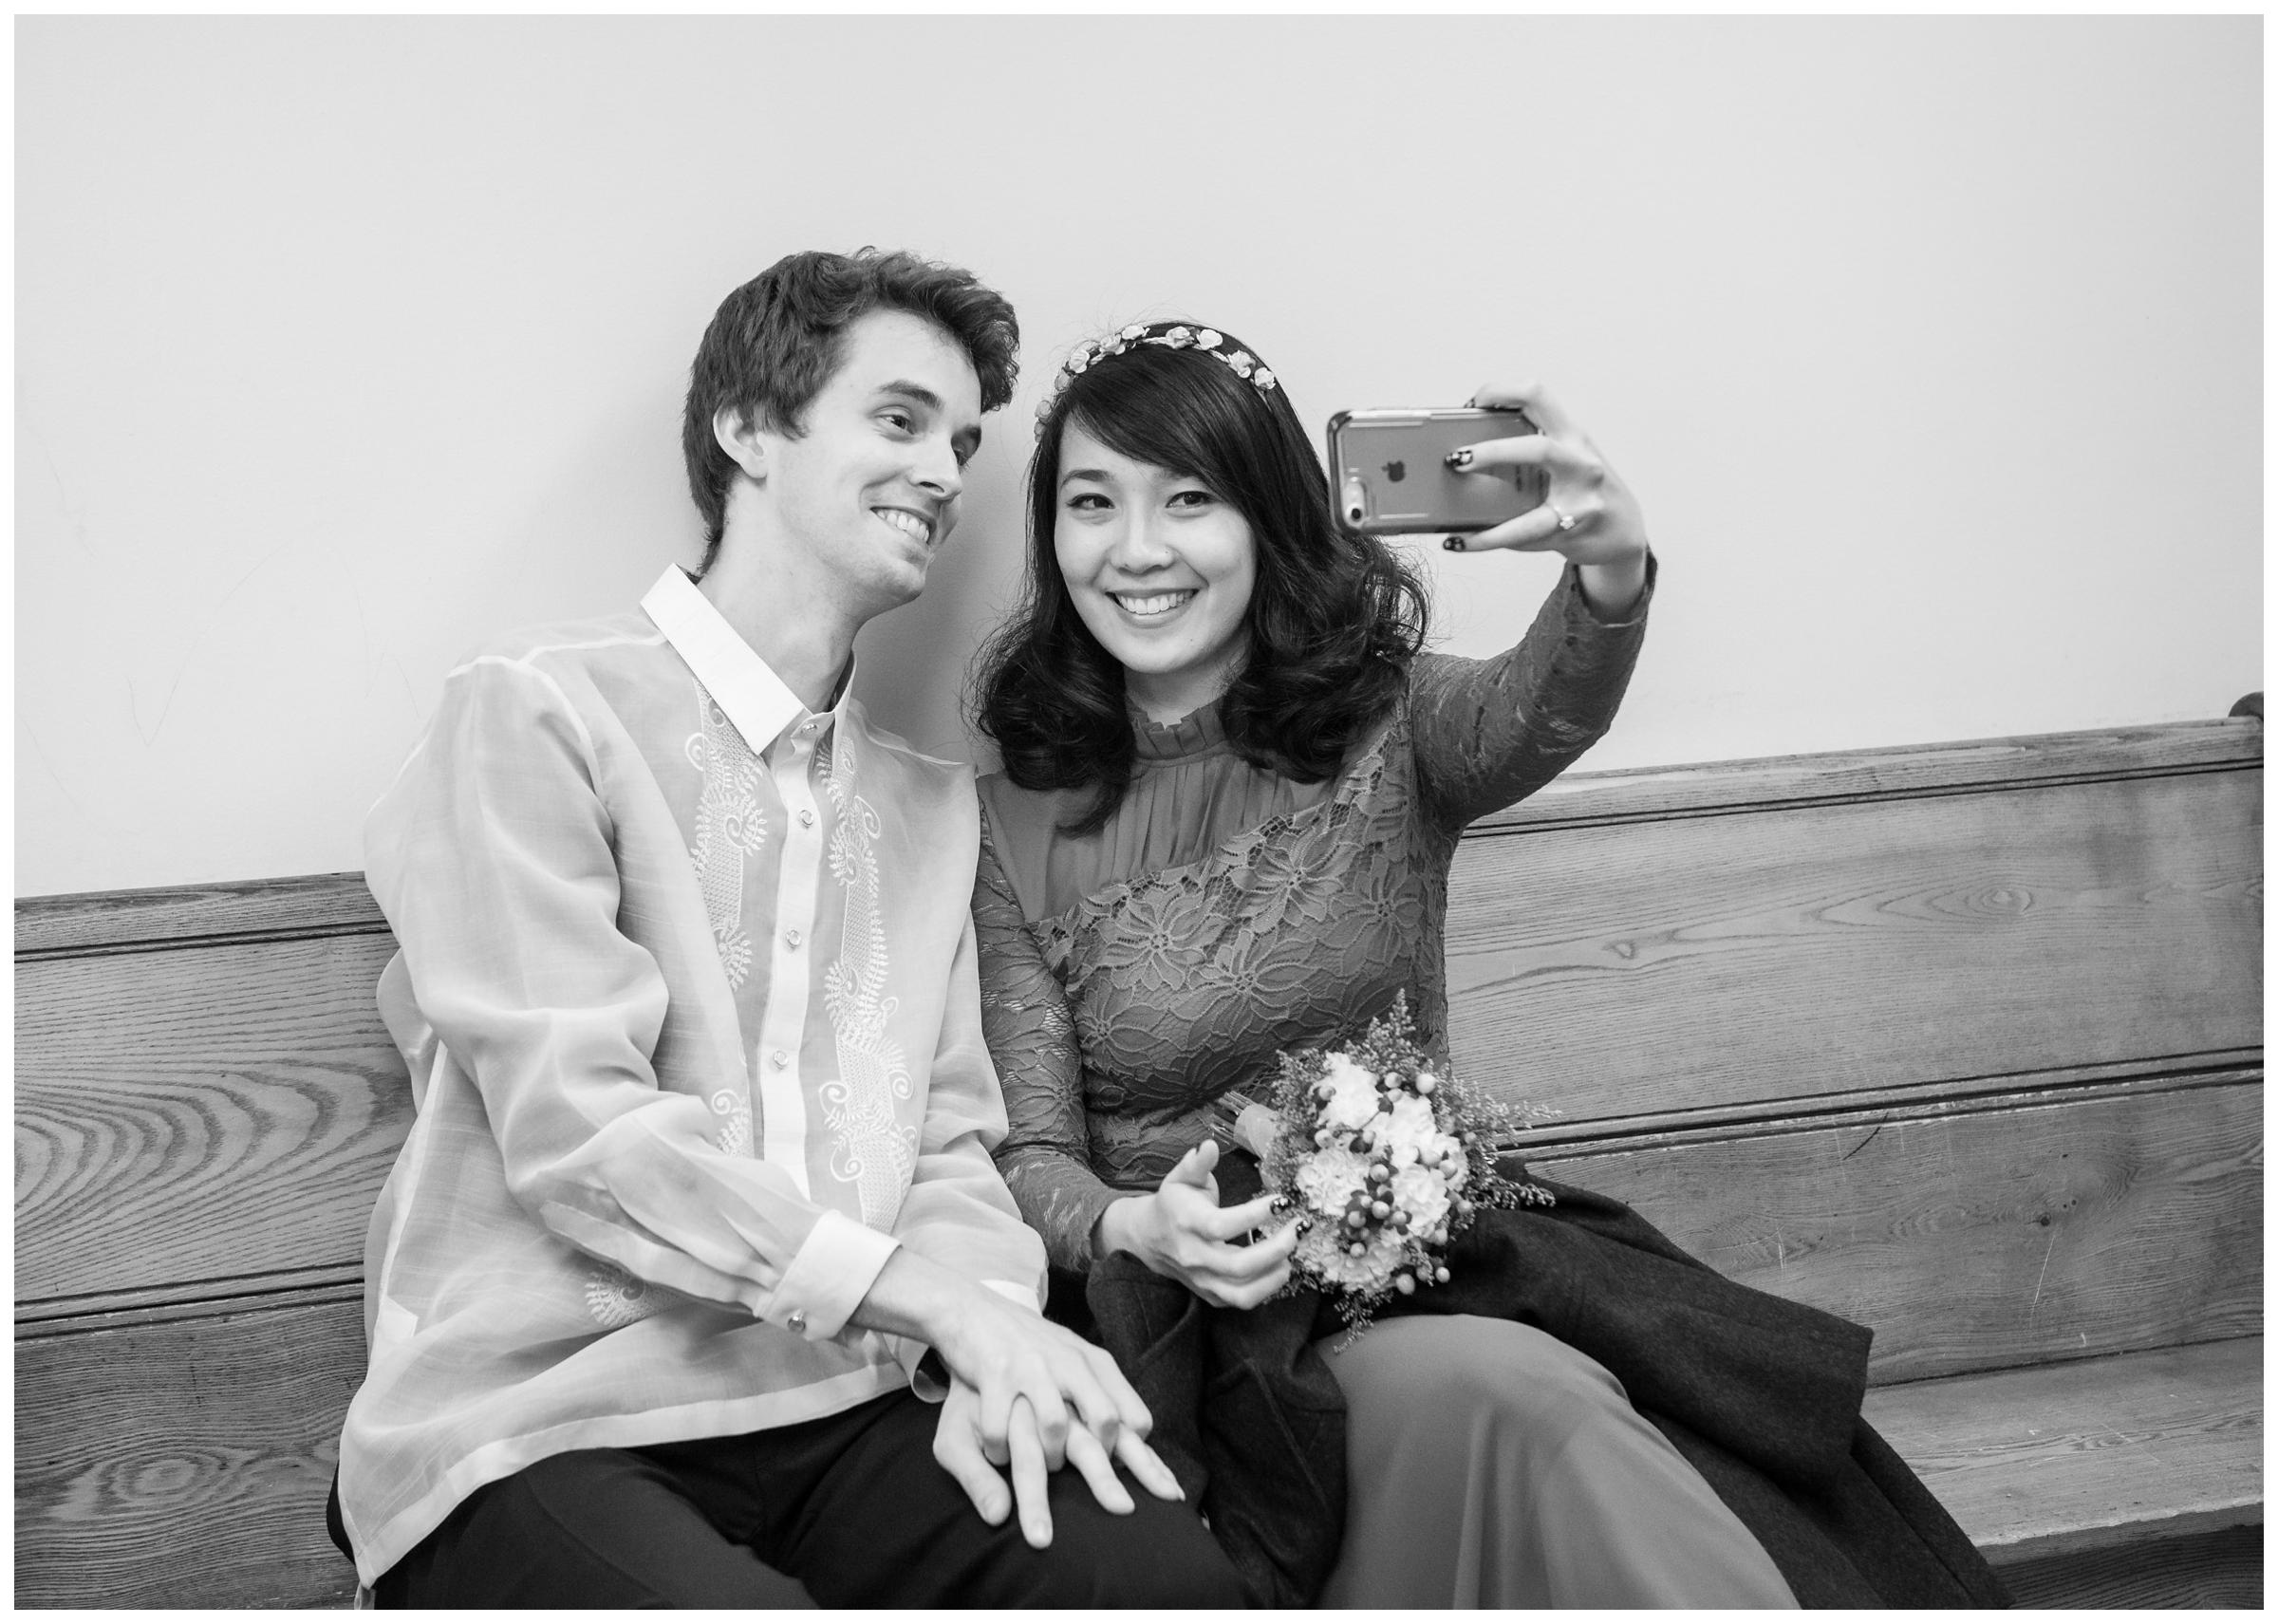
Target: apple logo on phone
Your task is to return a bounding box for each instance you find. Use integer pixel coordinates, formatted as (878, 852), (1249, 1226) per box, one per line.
(1383, 459), (1406, 483)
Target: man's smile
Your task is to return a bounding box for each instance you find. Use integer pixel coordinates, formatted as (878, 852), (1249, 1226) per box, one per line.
(874, 506), (935, 547)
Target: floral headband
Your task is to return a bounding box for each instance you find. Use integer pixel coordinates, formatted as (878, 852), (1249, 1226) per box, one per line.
(1035, 321), (1279, 439)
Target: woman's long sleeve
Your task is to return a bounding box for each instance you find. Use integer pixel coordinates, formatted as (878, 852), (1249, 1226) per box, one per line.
(1409, 555), (1656, 832)
(972, 810), (1123, 1274)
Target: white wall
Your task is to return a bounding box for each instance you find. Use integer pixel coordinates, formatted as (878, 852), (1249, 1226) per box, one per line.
(15, 15), (2261, 897)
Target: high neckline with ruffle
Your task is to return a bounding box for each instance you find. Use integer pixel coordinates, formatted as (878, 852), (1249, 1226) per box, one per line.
(1130, 700), (1231, 764)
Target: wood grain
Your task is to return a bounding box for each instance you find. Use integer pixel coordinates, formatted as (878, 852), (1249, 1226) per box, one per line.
(1473, 714), (2260, 833)
(1997, 1521), (2262, 1608)
(15, 870), (384, 959)
(1865, 1336), (2263, 1559)
(14, 1297), (364, 1608)
(14, 933), (411, 1310)
(1447, 768), (2262, 1124)
(1532, 1082), (2263, 1385)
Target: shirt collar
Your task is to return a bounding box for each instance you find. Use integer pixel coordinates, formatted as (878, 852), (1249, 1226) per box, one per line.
(640, 566), (853, 754)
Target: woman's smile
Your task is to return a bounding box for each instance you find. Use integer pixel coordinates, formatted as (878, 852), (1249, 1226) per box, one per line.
(1111, 588), (1198, 619)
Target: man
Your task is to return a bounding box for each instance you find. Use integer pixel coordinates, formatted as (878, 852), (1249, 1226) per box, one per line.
(330, 250), (1245, 1607)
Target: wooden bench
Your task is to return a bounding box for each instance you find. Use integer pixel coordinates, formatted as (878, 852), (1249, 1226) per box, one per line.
(15, 709), (2262, 1607)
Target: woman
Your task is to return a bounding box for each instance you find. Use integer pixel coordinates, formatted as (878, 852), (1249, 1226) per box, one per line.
(968, 322), (2004, 1608)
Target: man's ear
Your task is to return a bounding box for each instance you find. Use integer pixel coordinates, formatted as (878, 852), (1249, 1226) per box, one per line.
(713, 405), (769, 481)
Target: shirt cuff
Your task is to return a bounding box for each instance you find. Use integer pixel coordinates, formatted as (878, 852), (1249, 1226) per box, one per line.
(764, 1209), (898, 1340)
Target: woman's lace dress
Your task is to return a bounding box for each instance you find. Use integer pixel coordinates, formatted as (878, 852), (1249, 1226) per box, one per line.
(973, 565), (1650, 1262)
(974, 562), (1794, 1606)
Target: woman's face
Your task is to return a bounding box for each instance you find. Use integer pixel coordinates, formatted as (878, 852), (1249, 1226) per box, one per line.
(1053, 421), (1259, 721)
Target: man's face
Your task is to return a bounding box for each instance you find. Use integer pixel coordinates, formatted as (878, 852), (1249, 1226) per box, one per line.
(748, 308), (985, 621)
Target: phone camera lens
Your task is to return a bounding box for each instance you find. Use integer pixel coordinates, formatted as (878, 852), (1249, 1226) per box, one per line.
(1341, 476), (1368, 527)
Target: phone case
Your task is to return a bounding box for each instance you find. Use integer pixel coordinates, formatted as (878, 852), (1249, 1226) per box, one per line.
(1325, 408), (1547, 534)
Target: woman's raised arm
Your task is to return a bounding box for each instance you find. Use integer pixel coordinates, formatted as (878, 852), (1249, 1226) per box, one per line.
(1409, 382), (1658, 831)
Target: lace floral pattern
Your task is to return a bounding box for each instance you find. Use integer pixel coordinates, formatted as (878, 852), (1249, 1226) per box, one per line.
(976, 565), (1652, 1274)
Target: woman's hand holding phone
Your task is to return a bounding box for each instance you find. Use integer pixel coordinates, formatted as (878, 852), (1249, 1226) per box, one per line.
(1444, 383), (1652, 615)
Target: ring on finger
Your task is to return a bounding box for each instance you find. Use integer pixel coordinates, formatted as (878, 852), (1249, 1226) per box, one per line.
(1548, 503), (1578, 532)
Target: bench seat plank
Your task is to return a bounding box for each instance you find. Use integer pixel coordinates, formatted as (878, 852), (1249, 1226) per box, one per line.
(1536, 1080), (2263, 1385)
(1864, 1335), (2264, 1561)
(1992, 1523), (2262, 1609)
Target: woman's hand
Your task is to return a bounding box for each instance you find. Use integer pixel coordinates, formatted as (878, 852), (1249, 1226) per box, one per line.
(855, 1247), (1182, 1547)
(1094, 1140), (1300, 1310)
(1444, 382), (1652, 615)
(931, 1361), (1182, 1550)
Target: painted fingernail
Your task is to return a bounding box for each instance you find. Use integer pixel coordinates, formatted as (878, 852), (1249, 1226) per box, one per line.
(1444, 448), (1472, 469)
(1443, 537), (1467, 552)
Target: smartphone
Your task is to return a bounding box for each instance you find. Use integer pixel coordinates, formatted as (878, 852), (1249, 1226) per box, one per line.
(1325, 408), (1545, 535)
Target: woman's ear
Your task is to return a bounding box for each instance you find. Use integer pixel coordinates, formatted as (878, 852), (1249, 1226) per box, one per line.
(713, 405), (769, 481)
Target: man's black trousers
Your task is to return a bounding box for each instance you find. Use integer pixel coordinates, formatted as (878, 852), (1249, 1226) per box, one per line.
(367, 1388), (1248, 1608)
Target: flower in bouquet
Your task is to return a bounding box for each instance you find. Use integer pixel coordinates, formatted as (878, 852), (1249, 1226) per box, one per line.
(1216, 993), (1557, 1336)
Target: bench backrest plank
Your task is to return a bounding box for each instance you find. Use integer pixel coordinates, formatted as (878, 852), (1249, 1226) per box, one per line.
(1537, 1076), (2262, 1384)
(15, 934), (406, 1310)
(1447, 766), (2261, 1122)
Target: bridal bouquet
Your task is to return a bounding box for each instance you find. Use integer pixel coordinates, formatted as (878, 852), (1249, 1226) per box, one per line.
(1215, 994), (1557, 1335)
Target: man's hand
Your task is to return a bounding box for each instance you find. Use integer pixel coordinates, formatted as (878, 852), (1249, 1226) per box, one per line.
(853, 1249), (1185, 1546)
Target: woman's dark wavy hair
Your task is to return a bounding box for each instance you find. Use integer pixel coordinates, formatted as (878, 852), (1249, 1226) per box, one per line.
(972, 328), (1428, 834)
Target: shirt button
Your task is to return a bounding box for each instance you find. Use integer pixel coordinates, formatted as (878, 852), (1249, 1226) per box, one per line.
(771, 1050), (791, 1069)
(798, 809), (816, 828)
(787, 1309), (807, 1335)
(784, 928), (802, 948)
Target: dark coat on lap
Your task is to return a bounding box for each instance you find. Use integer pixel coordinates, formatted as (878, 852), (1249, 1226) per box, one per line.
(1074, 1159), (2009, 1609)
